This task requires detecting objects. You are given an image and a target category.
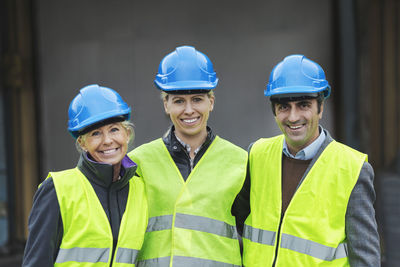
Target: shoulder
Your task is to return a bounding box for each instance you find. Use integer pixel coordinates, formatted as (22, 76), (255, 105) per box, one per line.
(249, 135), (284, 155)
(49, 168), (80, 180)
(330, 141), (367, 159)
(128, 138), (163, 158)
(36, 176), (57, 200)
(215, 136), (246, 153)
(128, 139), (164, 171)
(319, 131), (367, 166)
(48, 168), (84, 191)
(348, 161), (375, 199)
(30, 176), (60, 221)
(131, 139), (163, 153)
(356, 161), (375, 187)
(320, 129), (367, 159)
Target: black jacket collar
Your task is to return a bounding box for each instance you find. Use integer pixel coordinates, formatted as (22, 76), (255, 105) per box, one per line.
(77, 152), (137, 189)
(162, 125), (215, 180)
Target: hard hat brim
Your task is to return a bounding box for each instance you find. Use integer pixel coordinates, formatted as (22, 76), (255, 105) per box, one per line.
(68, 109), (130, 138)
(265, 86), (331, 99)
(154, 80), (218, 91)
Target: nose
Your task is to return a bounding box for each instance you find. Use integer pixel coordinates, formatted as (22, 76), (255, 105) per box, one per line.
(184, 102), (194, 114)
(287, 106), (300, 122)
(103, 132), (113, 144)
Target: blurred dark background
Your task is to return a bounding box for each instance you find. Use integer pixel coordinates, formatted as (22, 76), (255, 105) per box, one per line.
(0, 0), (399, 266)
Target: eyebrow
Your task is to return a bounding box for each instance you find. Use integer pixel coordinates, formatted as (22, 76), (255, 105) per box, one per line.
(103, 123), (120, 130)
(296, 100), (312, 104)
(170, 96), (184, 100)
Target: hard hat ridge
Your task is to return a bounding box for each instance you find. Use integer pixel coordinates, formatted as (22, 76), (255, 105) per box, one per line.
(154, 45), (218, 91)
(67, 84), (131, 138)
(265, 54), (331, 99)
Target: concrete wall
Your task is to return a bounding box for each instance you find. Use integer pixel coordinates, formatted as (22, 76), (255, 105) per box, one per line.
(35, 0), (333, 175)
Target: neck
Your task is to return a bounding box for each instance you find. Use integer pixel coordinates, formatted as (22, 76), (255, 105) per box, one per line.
(287, 131), (320, 156)
(287, 145), (301, 156)
(112, 163), (121, 182)
(175, 129), (207, 158)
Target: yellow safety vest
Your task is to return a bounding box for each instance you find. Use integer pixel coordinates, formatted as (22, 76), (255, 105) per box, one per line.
(242, 135), (367, 267)
(128, 136), (247, 266)
(50, 168), (148, 266)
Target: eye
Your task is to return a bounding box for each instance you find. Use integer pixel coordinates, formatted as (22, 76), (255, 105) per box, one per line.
(110, 127), (120, 133)
(173, 98), (184, 104)
(277, 104), (289, 112)
(298, 101), (312, 109)
(192, 97), (204, 103)
(90, 130), (101, 137)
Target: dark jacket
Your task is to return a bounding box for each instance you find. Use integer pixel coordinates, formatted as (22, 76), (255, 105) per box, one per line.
(232, 129), (381, 266)
(22, 153), (137, 267)
(162, 126), (215, 180)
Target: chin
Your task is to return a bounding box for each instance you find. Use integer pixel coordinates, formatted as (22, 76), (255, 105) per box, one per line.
(101, 158), (123, 166)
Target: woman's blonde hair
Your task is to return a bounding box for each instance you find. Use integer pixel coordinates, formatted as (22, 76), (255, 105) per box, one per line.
(76, 120), (135, 153)
(160, 90), (215, 101)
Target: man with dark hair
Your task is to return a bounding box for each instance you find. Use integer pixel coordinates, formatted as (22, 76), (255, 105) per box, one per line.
(233, 55), (380, 266)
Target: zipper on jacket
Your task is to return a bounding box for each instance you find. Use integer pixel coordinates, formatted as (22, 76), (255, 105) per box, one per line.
(108, 184), (120, 266)
(108, 188), (115, 266)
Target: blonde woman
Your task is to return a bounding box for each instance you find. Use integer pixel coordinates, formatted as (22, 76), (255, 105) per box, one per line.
(23, 84), (147, 266)
(129, 46), (247, 266)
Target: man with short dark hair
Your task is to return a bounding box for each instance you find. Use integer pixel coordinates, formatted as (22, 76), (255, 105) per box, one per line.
(233, 55), (380, 266)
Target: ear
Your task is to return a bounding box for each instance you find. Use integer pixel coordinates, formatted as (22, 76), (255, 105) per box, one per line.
(163, 98), (170, 115)
(319, 102), (324, 119)
(125, 127), (131, 138)
(209, 95), (215, 112)
(77, 136), (86, 151)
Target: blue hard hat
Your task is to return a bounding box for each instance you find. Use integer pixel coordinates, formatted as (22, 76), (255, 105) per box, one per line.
(68, 84), (131, 138)
(265, 54), (331, 99)
(154, 46), (218, 91)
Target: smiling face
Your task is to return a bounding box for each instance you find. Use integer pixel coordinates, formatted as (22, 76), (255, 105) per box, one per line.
(78, 122), (130, 166)
(274, 98), (323, 155)
(163, 93), (214, 142)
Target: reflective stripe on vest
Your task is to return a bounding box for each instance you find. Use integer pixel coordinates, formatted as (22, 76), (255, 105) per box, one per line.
(147, 215), (173, 232)
(138, 256), (241, 267)
(280, 234), (348, 261)
(50, 168), (147, 266)
(129, 137), (247, 266)
(243, 135), (366, 266)
(55, 247), (109, 263)
(56, 247), (140, 265)
(242, 224), (275, 246)
(242, 225), (348, 261)
(115, 248), (141, 264)
(137, 257), (170, 266)
(147, 213), (238, 239)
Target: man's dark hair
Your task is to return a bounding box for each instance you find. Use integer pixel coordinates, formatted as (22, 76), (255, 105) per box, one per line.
(270, 93), (324, 116)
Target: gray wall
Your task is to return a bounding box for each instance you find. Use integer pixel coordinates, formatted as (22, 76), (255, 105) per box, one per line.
(36, 0), (333, 175)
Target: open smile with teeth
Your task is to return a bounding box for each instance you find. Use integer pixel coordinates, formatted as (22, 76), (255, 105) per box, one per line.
(182, 117), (199, 124)
(288, 124), (304, 130)
(101, 148), (119, 155)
